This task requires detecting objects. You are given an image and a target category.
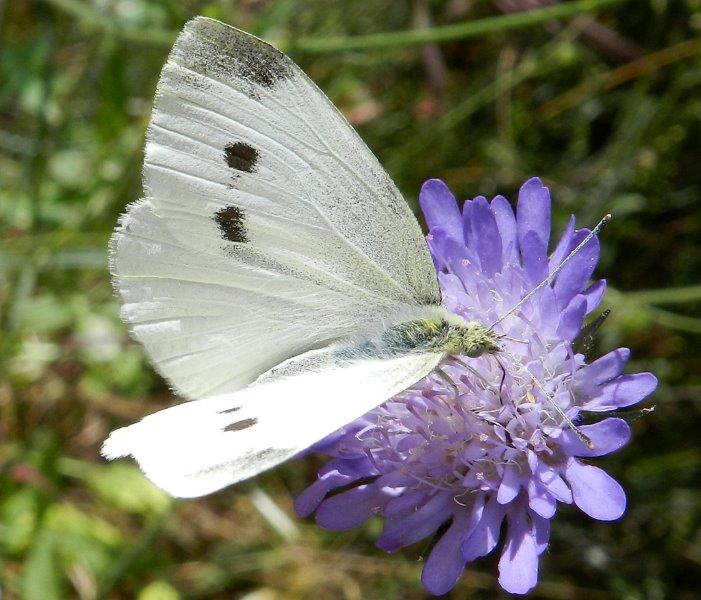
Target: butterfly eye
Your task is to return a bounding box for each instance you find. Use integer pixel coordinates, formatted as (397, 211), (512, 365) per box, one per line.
(464, 343), (485, 358)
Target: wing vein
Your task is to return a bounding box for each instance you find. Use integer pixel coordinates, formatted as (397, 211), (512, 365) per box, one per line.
(150, 95), (415, 301)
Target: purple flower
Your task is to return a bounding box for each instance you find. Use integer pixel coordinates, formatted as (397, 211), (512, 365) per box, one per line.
(294, 178), (657, 595)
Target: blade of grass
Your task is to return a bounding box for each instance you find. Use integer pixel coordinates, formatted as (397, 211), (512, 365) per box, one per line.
(43, 0), (625, 53)
(606, 287), (701, 334)
(639, 307), (701, 335)
(621, 285), (701, 306)
(42, 0), (176, 46)
(537, 36), (701, 120)
(246, 484), (300, 542)
(290, 0), (626, 54)
(93, 509), (173, 600)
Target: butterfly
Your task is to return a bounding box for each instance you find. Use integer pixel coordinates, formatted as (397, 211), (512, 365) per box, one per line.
(102, 17), (603, 498)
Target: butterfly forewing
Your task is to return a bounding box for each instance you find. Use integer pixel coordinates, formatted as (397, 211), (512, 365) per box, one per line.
(111, 17), (440, 400)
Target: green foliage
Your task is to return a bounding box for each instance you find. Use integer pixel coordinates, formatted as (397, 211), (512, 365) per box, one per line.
(137, 581), (180, 600)
(81, 463), (172, 516)
(1, 0), (700, 598)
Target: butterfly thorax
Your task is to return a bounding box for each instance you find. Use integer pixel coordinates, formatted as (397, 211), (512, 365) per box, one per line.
(343, 310), (501, 361)
(382, 316), (500, 358)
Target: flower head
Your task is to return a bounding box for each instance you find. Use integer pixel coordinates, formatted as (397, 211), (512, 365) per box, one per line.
(295, 178), (657, 595)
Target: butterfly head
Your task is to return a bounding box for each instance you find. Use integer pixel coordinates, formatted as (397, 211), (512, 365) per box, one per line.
(446, 320), (502, 358)
(424, 312), (501, 358)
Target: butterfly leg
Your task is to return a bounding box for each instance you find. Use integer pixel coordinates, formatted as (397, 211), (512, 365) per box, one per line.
(493, 356), (507, 403)
(434, 365), (460, 400)
(448, 356), (489, 387)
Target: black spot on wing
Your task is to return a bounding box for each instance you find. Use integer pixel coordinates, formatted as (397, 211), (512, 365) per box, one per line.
(224, 142), (259, 173)
(224, 418), (258, 432)
(214, 205), (247, 243)
(219, 406), (241, 415)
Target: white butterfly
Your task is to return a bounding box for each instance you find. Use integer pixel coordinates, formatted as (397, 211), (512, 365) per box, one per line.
(102, 17), (508, 498)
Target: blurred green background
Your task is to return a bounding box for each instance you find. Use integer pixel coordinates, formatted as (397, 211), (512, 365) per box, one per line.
(1, 0), (700, 598)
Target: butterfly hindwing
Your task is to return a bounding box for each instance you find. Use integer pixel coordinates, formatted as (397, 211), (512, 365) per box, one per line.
(102, 351), (443, 498)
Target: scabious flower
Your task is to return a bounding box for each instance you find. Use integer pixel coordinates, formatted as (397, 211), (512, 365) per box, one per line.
(294, 178), (657, 595)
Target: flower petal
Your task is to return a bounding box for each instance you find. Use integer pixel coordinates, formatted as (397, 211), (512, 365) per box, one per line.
(583, 279), (607, 313)
(553, 232), (600, 309)
(295, 458), (377, 517)
(428, 228), (480, 284)
(302, 421), (368, 456)
(536, 286), (560, 338)
(531, 512), (551, 555)
(421, 506), (482, 595)
(549, 215), (576, 270)
(462, 495), (505, 561)
(497, 464), (521, 504)
(557, 295), (587, 341)
(295, 480), (335, 518)
(315, 484), (389, 531)
(426, 227), (454, 271)
(470, 196), (502, 277)
(517, 177), (551, 251)
(498, 506), (539, 594)
(583, 372), (658, 411)
(580, 348), (631, 385)
(377, 492), (453, 552)
(560, 417), (631, 457)
(537, 467), (573, 504)
(383, 490), (428, 518)
(491, 194), (519, 266)
(527, 479), (557, 518)
(520, 230), (549, 285)
(565, 459), (626, 520)
(420, 179), (463, 241)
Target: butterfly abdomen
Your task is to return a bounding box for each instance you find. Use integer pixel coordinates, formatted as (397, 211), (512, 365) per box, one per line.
(336, 309), (501, 362)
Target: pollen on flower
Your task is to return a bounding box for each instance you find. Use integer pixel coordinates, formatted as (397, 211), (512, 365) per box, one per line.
(295, 177), (657, 596)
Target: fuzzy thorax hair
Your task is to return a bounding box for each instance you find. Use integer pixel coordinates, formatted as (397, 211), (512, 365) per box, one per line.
(347, 305), (501, 360)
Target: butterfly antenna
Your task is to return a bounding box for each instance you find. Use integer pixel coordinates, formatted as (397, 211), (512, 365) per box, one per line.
(499, 335), (529, 344)
(489, 214), (611, 329)
(448, 356), (489, 387)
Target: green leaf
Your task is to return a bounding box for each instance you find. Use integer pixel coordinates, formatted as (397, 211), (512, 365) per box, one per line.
(43, 503), (124, 577)
(84, 462), (172, 516)
(20, 532), (64, 600)
(0, 489), (40, 555)
(138, 580), (181, 600)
